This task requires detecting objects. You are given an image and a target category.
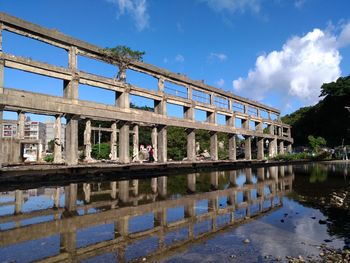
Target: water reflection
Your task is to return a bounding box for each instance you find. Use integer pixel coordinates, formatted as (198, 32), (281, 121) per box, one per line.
(0, 167), (293, 262)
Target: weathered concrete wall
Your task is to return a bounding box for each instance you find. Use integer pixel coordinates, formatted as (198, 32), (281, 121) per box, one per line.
(0, 138), (21, 163)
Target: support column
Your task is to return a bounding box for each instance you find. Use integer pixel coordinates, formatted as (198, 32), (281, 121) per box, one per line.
(228, 134), (236, 161)
(53, 115), (63, 163)
(157, 125), (167, 162)
(118, 121), (129, 163)
(269, 138), (277, 157)
(65, 115), (79, 165)
(244, 136), (252, 160)
(186, 128), (196, 161)
(279, 140), (285, 155)
(286, 142), (292, 154)
(257, 137), (264, 160)
(210, 131), (218, 161)
(152, 126), (158, 161)
(132, 124), (139, 161)
(84, 119), (92, 162)
(17, 111), (25, 140)
(110, 122), (118, 161)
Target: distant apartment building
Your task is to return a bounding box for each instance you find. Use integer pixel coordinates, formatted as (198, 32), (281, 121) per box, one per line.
(2, 120), (17, 138)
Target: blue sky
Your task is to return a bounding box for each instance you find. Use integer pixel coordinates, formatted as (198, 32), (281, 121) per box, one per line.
(1, 0), (350, 122)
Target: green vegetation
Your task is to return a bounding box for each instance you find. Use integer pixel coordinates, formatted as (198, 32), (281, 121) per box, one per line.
(272, 151), (330, 161)
(44, 154), (54, 163)
(91, 143), (110, 159)
(47, 139), (54, 153)
(282, 75), (350, 147)
(308, 135), (326, 153)
(102, 45), (145, 81)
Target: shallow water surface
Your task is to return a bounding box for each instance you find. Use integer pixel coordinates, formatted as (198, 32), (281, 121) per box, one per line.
(0, 163), (349, 262)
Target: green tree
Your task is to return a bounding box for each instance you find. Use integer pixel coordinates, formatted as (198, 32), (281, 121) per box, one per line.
(308, 135), (326, 153)
(91, 143), (111, 159)
(102, 45), (145, 81)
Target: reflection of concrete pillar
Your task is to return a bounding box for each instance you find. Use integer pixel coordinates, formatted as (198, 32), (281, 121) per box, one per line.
(115, 216), (129, 237)
(17, 111), (25, 140)
(210, 132), (218, 161)
(151, 177), (157, 193)
(279, 141), (285, 155)
(185, 199), (195, 238)
(269, 167), (278, 181)
(110, 122), (118, 161)
(287, 165), (293, 176)
(83, 183), (91, 203)
(244, 136), (251, 160)
(158, 176), (167, 197)
(15, 190), (23, 214)
(279, 166), (285, 177)
(257, 137), (264, 160)
(245, 168), (253, 184)
(132, 125), (139, 161)
(187, 129), (196, 161)
(118, 180), (129, 203)
(187, 173), (196, 192)
(84, 119), (92, 161)
(60, 230), (76, 257)
(54, 187), (60, 208)
(65, 115), (79, 165)
(118, 121), (129, 163)
(65, 184), (77, 212)
(229, 170), (237, 186)
(152, 127), (158, 162)
(154, 208), (166, 227)
(132, 179), (139, 196)
(257, 167), (265, 181)
(158, 126), (167, 162)
(208, 197), (218, 230)
(110, 182), (117, 199)
(54, 115), (63, 163)
(210, 171), (219, 189)
(243, 189), (251, 217)
(228, 134), (236, 161)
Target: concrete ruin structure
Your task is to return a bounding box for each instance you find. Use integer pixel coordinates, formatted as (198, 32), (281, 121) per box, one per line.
(0, 13), (293, 167)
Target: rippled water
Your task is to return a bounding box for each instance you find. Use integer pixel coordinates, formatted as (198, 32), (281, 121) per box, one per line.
(0, 162), (349, 262)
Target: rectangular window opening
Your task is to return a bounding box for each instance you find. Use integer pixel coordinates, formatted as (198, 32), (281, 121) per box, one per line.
(166, 103), (184, 118)
(192, 89), (210, 104)
(77, 55), (117, 79)
(79, 84), (115, 105)
(129, 94), (154, 111)
(164, 81), (188, 99)
(126, 69), (158, 92)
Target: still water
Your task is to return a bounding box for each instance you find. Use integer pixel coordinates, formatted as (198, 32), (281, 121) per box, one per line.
(0, 163), (349, 262)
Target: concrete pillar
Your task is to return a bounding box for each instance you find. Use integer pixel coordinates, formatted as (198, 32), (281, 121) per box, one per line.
(184, 106), (194, 120)
(152, 126), (158, 161)
(116, 91), (130, 109)
(157, 125), (167, 162)
(132, 124), (139, 161)
(118, 180), (129, 203)
(210, 131), (218, 161)
(110, 122), (118, 161)
(187, 173), (196, 192)
(228, 134), (236, 161)
(210, 171), (219, 189)
(154, 100), (167, 115)
(269, 124), (274, 135)
(53, 115), (63, 163)
(0, 23), (3, 95)
(244, 136), (251, 160)
(65, 115), (79, 165)
(279, 140), (285, 155)
(84, 119), (92, 161)
(14, 190), (23, 214)
(64, 46), (78, 101)
(17, 111), (25, 140)
(158, 176), (167, 198)
(118, 121), (129, 163)
(286, 143), (292, 154)
(257, 137), (264, 160)
(186, 128), (196, 161)
(269, 139), (277, 157)
(110, 182), (117, 199)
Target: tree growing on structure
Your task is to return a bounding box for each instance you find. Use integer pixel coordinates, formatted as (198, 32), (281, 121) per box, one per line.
(102, 45), (145, 82)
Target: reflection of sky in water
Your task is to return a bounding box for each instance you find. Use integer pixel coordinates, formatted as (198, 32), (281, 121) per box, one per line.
(167, 206), (185, 224)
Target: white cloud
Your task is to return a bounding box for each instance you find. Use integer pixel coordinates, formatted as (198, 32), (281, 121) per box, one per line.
(233, 28), (343, 110)
(107, 0), (149, 31)
(175, 54), (185, 63)
(337, 22), (350, 48)
(209, 52), (228, 62)
(294, 0), (306, 9)
(200, 0), (261, 14)
(216, 78), (225, 87)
